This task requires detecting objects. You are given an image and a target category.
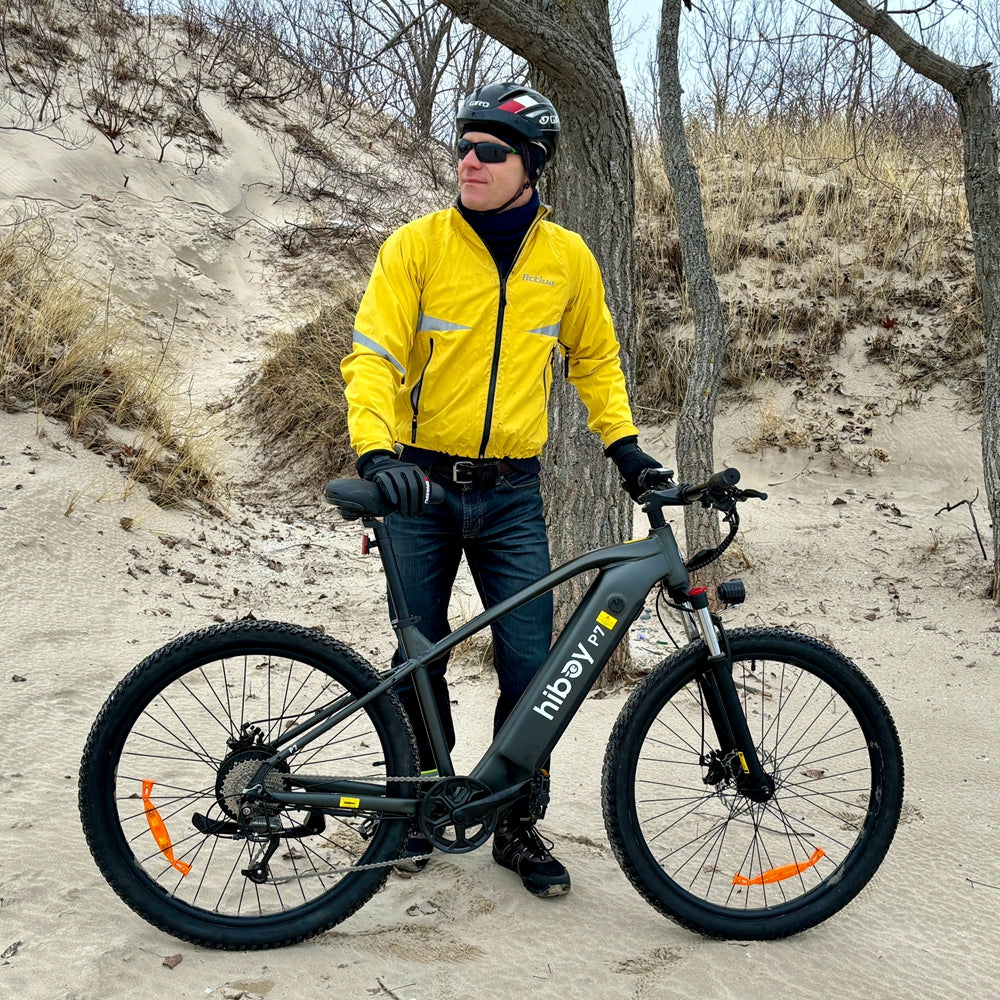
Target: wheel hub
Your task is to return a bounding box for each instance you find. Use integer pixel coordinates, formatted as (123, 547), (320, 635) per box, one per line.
(216, 747), (289, 820)
(701, 748), (776, 802)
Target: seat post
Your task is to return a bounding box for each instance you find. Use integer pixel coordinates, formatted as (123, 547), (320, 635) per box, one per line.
(365, 517), (432, 661)
(365, 515), (453, 776)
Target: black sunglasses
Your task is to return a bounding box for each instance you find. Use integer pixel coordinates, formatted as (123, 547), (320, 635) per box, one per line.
(456, 138), (520, 163)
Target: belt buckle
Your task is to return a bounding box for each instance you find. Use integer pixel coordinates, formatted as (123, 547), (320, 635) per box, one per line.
(452, 460), (475, 484)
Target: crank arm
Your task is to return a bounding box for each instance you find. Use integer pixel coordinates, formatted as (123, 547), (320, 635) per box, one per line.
(451, 780), (531, 825)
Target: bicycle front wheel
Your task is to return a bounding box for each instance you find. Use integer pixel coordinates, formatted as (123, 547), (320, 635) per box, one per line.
(602, 628), (903, 940)
(79, 621), (417, 949)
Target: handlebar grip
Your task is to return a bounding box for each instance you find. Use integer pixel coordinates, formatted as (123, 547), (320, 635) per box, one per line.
(679, 467), (741, 503)
(710, 468), (741, 490)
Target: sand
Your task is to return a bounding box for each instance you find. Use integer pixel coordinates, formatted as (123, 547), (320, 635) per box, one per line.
(5, 395), (1000, 1000)
(3, 48), (1000, 1000)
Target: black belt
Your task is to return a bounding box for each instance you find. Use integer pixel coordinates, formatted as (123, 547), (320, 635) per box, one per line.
(399, 447), (540, 487)
(428, 458), (518, 486)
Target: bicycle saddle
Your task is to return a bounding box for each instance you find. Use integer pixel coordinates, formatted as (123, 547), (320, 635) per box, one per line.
(324, 479), (388, 518)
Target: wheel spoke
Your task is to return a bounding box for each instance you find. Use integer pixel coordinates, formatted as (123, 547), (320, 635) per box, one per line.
(79, 622), (415, 947)
(606, 629), (902, 938)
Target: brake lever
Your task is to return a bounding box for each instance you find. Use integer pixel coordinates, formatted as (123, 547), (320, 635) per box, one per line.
(700, 489), (735, 512)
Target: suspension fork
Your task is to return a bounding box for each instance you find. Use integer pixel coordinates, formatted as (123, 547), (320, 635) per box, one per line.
(683, 590), (774, 802)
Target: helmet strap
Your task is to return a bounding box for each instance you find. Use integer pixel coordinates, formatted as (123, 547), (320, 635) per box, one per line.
(476, 179), (533, 216)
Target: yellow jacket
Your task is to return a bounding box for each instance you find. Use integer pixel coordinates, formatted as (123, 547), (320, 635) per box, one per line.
(342, 204), (638, 460)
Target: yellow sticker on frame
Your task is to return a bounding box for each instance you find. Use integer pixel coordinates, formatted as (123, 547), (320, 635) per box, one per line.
(339, 796), (361, 809)
(596, 611), (618, 629)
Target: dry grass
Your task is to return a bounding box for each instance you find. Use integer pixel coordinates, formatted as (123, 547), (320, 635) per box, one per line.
(633, 117), (982, 419)
(239, 292), (361, 493)
(862, 277), (985, 408)
(0, 224), (223, 510)
(683, 119), (968, 276)
(633, 318), (692, 420)
(735, 399), (811, 455)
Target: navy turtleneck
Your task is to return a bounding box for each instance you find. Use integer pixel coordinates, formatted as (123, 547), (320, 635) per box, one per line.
(458, 190), (541, 279)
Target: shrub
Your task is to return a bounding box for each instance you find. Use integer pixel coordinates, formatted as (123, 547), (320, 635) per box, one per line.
(239, 292), (360, 493)
(0, 223), (223, 509)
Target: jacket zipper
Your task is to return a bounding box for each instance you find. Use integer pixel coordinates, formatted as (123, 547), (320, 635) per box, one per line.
(410, 338), (434, 443)
(478, 279), (507, 457)
(476, 208), (547, 458)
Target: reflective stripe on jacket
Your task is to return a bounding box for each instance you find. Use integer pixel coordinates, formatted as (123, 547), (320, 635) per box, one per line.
(341, 204), (638, 460)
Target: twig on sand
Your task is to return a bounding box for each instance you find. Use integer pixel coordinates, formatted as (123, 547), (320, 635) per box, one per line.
(936, 490), (988, 560)
(966, 877), (1000, 891)
(373, 978), (415, 1000)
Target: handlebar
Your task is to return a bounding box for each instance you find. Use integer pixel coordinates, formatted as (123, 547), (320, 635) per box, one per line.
(637, 466), (768, 510)
(326, 464), (766, 576)
(636, 466), (768, 572)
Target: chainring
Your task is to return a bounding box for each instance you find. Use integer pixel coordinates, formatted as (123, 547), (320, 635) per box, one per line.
(418, 776), (497, 853)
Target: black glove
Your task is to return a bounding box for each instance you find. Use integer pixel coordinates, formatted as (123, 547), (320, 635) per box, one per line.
(605, 436), (662, 501)
(357, 450), (429, 516)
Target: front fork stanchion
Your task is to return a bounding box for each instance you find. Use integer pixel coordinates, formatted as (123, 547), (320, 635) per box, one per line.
(687, 589), (775, 803)
(677, 599), (701, 644)
(689, 591), (723, 656)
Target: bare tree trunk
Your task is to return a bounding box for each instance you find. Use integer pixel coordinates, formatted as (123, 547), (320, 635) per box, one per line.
(959, 70), (1000, 602)
(437, 0), (638, 677)
(657, 0), (725, 592)
(828, 0), (1000, 600)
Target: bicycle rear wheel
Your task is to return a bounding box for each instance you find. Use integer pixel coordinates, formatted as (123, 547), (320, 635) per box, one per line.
(602, 628), (903, 939)
(79, 620), (417, 949)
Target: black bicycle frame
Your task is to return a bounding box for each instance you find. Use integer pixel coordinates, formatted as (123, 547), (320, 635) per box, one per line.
(262, 504), (771, 818)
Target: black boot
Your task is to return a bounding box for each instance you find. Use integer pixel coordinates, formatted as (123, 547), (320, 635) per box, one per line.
(492, 810), (570, 898)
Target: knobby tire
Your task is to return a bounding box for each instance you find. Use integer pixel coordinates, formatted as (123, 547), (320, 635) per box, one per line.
(79, 621), (417, 950)
(602, 628), (903, 940)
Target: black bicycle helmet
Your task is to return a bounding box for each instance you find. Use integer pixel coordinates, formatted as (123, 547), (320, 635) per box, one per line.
(457, 82), (560, 181)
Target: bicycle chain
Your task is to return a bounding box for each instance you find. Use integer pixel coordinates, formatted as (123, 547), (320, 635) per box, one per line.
(262, 851), (433, 882)
(256, 771), (527, 881)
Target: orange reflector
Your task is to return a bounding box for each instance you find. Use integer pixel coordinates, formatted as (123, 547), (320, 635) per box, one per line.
(141, 779), (192, 876)
(733, 847), (825, 886)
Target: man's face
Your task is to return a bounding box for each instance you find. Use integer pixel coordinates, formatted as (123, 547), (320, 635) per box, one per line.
(457, 131), (533, 213)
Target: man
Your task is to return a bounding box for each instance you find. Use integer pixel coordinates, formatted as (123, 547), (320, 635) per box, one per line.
(341, 81), (662, 898)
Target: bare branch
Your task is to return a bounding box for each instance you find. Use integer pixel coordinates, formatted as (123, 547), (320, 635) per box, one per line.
(435, 0), (617, 91)
(827, 0), (974, 92)
(935, 490), (988, 560)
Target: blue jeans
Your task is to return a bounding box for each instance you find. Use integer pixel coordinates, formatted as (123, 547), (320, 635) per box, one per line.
(386, 468), (553, 770)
